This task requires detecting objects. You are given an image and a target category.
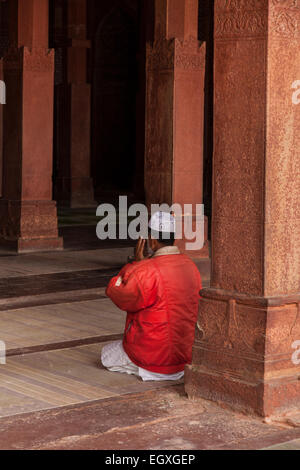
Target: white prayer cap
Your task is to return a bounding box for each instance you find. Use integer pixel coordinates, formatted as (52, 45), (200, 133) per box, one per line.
(148, 212), (176, 233)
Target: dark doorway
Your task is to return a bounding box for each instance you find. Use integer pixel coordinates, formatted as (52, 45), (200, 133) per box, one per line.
(199, 0), (214, 239)
(91, 2), (144, 203)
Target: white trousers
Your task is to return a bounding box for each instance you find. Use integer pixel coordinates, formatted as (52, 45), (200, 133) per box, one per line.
(101, 340), (184, 382)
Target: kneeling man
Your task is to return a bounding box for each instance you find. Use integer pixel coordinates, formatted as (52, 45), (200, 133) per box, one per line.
(101, 212), (202, 381)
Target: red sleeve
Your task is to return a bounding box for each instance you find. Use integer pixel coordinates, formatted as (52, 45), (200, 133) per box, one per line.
(106, 262), (158, 313)
(195, 266), (202, 297)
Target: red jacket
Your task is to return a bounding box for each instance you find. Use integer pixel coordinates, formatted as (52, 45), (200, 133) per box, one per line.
(106, 253), (202, 374)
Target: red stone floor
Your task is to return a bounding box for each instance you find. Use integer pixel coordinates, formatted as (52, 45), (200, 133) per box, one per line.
(0, 225), (298, 450)
(0, 385), (300, 450)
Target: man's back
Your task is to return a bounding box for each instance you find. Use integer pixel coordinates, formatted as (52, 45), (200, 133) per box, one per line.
(106, 253), (202, 374)
(150, 254), (202, 367)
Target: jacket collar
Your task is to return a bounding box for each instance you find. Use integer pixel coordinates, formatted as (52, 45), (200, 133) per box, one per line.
(153, 246), (181, 258)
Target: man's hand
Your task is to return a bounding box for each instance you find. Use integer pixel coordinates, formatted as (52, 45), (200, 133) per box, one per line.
(135, 238), (146, 262)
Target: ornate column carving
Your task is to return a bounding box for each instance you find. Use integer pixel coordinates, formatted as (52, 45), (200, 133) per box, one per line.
(185, 0), (300, 417)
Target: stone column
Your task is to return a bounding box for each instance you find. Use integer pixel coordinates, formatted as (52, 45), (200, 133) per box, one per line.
(185, 0), (300, 417)
(54, 0), (96, 208)
(0, 0), (63, 253)
(145, 0), (209, 257)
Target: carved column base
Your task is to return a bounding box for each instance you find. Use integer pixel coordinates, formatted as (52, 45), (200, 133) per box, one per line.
(185, 288), (300, 417)
(0, 200), (63, 253)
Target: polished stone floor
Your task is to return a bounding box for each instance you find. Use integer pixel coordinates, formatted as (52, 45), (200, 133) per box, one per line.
(0, 344), (183, 420)
(1, 298), (124, 353)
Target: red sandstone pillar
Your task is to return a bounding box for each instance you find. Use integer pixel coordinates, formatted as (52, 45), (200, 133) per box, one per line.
(54, 0), (96, 208)
(0, 0), (63, 252)
(145, 0), (209, 257)
(185, 0), (300, 417)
